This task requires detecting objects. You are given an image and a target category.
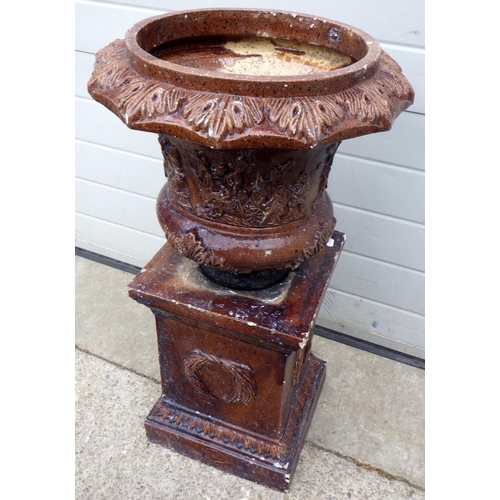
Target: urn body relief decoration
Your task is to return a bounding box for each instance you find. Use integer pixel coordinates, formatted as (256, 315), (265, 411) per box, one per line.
(88, 8), (413, 491)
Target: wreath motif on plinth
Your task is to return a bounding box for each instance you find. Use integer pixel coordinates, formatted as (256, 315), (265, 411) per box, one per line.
(182, 349), (257, 405)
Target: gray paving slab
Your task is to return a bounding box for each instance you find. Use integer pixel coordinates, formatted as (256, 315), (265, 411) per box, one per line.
(76, 255), (159, 381)
(75, 254), (425, 493)
(309, 336), (424, 487)
(76, 349), (424, 499)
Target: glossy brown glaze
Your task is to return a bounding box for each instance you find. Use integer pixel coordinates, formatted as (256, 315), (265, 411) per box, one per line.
(88, 12), (413, 147)
(157, 136), (338, 275)
(88, 8), (413, 490)
(88, 8), (413, 275)
(124, 9), (381, 99)
(128, 232), (345, 491)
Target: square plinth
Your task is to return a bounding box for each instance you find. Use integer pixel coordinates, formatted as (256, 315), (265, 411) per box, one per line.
(128, 231), (345, 491)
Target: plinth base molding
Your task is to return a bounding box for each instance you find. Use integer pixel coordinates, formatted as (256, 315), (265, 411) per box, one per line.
(145, 352), (325, 492)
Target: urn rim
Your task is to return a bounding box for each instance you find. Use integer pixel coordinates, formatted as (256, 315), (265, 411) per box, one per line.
(124, 8), (382, 98)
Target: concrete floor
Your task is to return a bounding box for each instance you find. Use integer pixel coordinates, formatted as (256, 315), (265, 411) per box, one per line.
(75, 254), (424, 499)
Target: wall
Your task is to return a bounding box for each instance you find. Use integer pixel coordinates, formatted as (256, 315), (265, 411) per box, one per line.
(75, 0), (425, 358)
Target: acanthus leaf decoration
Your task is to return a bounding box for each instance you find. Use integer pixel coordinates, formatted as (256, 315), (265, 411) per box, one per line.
(88, 40), (187, 124)
(300, 221), (336, 261)
(182, 94), (264, 139)
(88, 40), (132, 90)
(376, 52), (414, 100)
(164, 228), (236, 272)
(267, 96), (344, 143)
(140, 86), (186, 118)
(341, 87), (376, 123)
(174, 151), (309, 228)
(158, 135), (184, 180)
(88, 39), (413, 145)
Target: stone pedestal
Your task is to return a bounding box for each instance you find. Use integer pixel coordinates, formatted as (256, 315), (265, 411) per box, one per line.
(128, 231), (345, 491)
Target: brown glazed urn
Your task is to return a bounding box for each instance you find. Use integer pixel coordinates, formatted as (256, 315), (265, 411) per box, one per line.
(88, 8), (414, 289)
(87, 8), (415, 491)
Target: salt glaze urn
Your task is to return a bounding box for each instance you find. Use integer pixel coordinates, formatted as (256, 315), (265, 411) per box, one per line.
(87, 8), (413, 285)
(87, 7), (415, 492)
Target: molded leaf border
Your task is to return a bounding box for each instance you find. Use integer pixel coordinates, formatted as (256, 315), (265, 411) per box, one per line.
(88, 39), (414, 146)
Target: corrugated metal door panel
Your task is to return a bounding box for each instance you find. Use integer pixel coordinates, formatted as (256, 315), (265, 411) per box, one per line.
(76, 213), (164, 268)
(328, 156), (424, 223)
(75, 1), (165, 54)
(317, 290), (425, 357)
(76, 141), (164, 199)
(337, 112), (424, 171)
(333, 207), (424, 271)
(76, 99), (161, 159)
(79, 0), (424, 49)
(331, 253), (424, 316)
(76, 178), (163, 238)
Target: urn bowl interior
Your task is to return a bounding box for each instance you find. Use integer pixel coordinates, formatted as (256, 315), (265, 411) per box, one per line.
(125, 8), (381, 97)
(150, 35), (354, 77)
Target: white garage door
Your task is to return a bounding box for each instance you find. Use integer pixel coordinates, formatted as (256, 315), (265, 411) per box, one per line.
(75, 0), (425, 359)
